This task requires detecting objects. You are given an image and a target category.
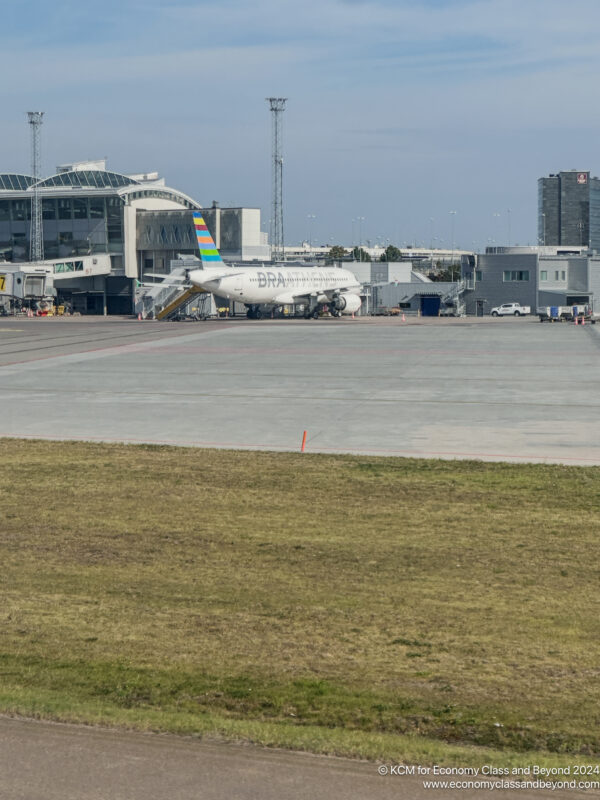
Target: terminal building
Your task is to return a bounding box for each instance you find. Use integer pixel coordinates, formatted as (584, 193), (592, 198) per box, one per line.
(459, 171), (600, 315)
(0, 159), (269, 314)
(460, 246), (600, 316)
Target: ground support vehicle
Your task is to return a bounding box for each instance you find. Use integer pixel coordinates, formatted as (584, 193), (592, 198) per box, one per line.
(537, 305), (596, 323)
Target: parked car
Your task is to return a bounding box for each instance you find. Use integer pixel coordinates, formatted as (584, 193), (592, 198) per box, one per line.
(490, 302), (531, 317)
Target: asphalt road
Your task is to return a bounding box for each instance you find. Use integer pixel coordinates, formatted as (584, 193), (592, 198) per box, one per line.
(1, 717), (596, 800)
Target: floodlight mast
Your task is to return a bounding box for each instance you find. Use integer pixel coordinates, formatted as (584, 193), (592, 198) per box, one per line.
(266, 98), (286, 262)
(27, 111), (44, 262)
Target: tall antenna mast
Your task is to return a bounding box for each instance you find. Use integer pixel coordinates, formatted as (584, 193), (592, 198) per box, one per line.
(27, 111), (44, 262)
(266, 98), (286, 262)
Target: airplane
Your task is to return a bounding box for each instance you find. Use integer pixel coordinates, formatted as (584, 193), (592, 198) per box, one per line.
(187, 212), (364, 319)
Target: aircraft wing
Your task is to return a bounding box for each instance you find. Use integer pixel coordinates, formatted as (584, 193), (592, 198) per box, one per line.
(272, 292), (306, 305)
(273, 288), (353, 305)
(320, 289), (343, 300)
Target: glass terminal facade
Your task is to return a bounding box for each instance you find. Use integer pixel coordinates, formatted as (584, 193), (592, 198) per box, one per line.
(0, 194), (125, 262)
(0, 169), (200, 267)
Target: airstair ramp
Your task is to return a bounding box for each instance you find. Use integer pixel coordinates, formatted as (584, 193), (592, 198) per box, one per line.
(442, 279), (466, 316)
(156, 284), (206, 320)
(136, 268), (207, 319)
(136, 268), (181, 312)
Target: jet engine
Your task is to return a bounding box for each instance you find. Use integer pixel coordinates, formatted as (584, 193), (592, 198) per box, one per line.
(332, 293), (362, 315)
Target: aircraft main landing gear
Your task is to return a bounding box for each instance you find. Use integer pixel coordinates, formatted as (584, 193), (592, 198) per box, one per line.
(304, 306), (320, 319)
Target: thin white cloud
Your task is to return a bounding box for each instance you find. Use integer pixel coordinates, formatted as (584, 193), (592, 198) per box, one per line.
(4, 0), (600, 244)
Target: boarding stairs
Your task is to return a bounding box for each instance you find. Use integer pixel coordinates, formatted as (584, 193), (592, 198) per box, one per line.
(155, 285), (207, 320)
(135, 268), (211, 320)
(441, 279), (466, 317)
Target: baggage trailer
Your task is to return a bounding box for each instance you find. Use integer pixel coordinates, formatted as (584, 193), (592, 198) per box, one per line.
(537, 304), (596, 323)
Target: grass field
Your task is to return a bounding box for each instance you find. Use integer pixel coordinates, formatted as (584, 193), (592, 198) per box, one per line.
(1, 438), (600, 766)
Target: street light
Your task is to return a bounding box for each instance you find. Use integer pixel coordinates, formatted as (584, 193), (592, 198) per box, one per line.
(449, 211), (457, 280)
(307, 214), (316, 249)
(492, 212), (501, 248)
(541, 213), (546, 246)
(356, 216), (365, 261)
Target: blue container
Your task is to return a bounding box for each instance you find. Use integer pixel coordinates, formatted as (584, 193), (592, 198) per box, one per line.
(550, 306), (559, 318)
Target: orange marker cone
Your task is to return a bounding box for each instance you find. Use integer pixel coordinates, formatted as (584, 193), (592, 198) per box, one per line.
(301, 431), (307, 452)
(138, 312), (142, 321)
(582, 316), (585, 326)
(402, 313), (406, 322)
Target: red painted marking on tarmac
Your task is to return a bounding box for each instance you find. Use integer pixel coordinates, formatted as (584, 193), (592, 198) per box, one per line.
(0, 432), (598, 463)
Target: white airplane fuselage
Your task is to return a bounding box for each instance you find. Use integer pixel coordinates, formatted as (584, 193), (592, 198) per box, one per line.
(188, 265), (362, 314)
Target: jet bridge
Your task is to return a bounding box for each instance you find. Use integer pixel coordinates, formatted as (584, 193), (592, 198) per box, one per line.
(0, 267), (55, 313)
(0, 254), (119, 314)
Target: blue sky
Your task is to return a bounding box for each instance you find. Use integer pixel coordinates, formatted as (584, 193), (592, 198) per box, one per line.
(2, 0), (600, 249)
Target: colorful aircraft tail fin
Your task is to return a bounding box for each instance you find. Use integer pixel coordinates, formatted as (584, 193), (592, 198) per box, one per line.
(193, 211), (224, 265)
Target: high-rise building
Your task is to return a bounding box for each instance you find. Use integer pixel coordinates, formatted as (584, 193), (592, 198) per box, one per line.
(538, 170), (600, 249)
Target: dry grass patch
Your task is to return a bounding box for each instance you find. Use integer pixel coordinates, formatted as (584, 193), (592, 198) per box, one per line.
(1, 438), (600, 761)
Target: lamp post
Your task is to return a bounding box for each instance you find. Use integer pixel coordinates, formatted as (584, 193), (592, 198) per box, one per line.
(356, 216), (365, 261)
(492, 212), (500, 248)
(449, 210), (457, 280)
(307, 214), (316, 249)
(542, 213), (546, 246)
